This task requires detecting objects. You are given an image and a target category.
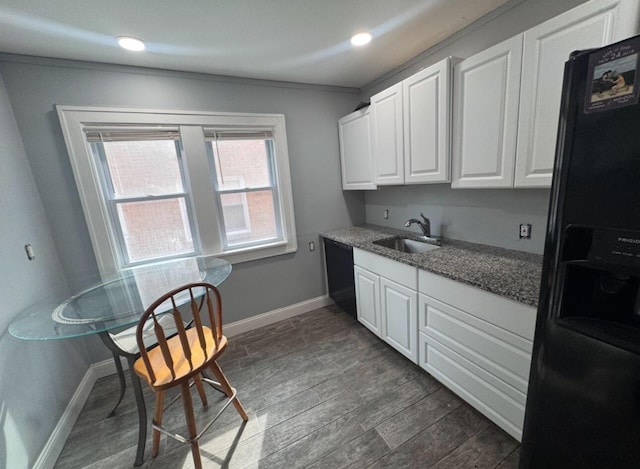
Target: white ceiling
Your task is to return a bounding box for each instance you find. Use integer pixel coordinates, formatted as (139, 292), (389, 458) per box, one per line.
(0, 0), (510, 88)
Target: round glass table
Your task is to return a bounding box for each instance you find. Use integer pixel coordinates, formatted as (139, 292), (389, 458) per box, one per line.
(9, 256), (232, 466)
(10, 256), (231, 340)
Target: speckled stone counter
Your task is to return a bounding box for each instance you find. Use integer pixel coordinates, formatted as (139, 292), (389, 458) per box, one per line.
(321, 224), (543, 307)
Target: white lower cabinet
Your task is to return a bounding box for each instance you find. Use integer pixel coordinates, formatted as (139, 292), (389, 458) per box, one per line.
(354, 248), (418, 362)
(417, 270), (536, 441)
(380, 277), (417, 362)
(352, 248), (537, 440)
(354, 265), (381, 336)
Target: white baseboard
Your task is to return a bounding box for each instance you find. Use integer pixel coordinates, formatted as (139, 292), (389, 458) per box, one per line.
(224, 294), (333, 337)
(36, 295), (333, 467)
(95, 294), (334, 376)
(33, 363), (102, 469)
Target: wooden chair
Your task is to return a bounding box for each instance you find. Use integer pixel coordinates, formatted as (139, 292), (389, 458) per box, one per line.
(132, 282), (248, 469)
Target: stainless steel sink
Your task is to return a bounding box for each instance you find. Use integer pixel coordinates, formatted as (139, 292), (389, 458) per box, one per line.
(373, 237), (440, 254)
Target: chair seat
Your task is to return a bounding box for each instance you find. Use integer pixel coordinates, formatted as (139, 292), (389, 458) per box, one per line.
(133, 327), (227, 389)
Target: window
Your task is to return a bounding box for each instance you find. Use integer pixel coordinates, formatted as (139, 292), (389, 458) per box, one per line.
(206, 132), (281, 249)
(57, 107), (297, 277)
(89, 130), (197, 264)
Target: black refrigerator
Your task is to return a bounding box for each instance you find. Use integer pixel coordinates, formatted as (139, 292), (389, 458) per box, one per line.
(520, 35), (640, 468)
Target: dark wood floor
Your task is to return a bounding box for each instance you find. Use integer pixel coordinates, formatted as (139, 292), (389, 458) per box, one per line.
(54, 305), (520, 468)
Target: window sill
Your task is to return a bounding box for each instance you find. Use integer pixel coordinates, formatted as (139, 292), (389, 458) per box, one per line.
(215, 239), (298, 265)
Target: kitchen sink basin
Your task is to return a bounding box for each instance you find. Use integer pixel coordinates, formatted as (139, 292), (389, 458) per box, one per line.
(373, 237), (440, 254)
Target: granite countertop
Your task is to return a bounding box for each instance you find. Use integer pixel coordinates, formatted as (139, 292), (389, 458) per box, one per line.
(321, 224), (543, 307)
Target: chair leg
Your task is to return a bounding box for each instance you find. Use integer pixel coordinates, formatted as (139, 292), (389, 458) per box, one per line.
(193, 374), (208, 406)
(208, 361), (249, 421)
(152, 391), (165, 458)
(180, 381), (202, 469)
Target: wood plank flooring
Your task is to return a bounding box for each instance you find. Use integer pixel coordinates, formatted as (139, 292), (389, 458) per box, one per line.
(54, 305), (520, 468)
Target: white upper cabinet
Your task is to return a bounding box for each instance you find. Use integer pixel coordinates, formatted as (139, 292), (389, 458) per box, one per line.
(338, 0), (640, 191)
(515, 0), (640, 187)
(371, 58), (453, 186)
(403, 58), (452, 184)
(371, 82), (404, 185)
(338, 107), (376, 190)
(338, 57), (454, 189)
(452, 0), (640, 189)
(452, 35), (523, 188)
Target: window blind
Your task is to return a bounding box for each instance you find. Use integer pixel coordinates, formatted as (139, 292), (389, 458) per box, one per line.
(203, 129), (273, 141)
(84, 126), (180, 143)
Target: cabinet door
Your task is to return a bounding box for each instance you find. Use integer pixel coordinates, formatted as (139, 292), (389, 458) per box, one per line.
(371, 82), (404, 185)
(338, 108), (376, 190)
(354, 265), (381, 336)
(403, 58), (452, 184)
(452, 35), (523, 188)
(515, 0), (640, 188)
(380, 277), (417, 362)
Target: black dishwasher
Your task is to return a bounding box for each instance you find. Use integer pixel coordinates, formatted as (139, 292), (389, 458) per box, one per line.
(322, 237), (356, 319)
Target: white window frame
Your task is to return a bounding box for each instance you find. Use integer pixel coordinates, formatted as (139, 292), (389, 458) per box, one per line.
(57, 106), (297, 278)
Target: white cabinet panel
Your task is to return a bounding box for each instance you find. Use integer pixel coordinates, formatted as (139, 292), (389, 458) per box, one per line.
(420, 333), (526, 441)
(452, 35), (523, 188)
(371, 57), (454, 186)
(417, 269), (536, 441)
(354, 248), (417, 289)
(371, 82), (404, 185)
(354, 248), (418, 360)
(418, 270), (536, 340)
(338, 108), (376, 190)
(403, 58), (452, 184)
(419, 293), (532, 394)
(515, 0), (640, 187)
(354, 265), (381, 336)
(381, 277), (418, 362)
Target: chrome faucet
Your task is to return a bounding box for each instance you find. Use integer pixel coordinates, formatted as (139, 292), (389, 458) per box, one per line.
(404, 213), (431, 237)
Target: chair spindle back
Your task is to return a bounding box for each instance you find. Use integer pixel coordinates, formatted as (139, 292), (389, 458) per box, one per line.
(136, 282), (224, 384)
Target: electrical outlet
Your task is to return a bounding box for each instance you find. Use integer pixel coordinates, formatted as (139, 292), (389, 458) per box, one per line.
(384, 209), (389, 219)
(519, 223), (532, 239)
(308, 241), (315, 251)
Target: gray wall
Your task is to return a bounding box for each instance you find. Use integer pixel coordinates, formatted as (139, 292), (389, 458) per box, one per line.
(0, 57), (365, 362)
(0, 73), (90, 469)
(366, 185), (550, 253)
(359, 0), (590, 254)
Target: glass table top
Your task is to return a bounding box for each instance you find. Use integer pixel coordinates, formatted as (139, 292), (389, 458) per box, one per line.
(9, 257), (232, 340)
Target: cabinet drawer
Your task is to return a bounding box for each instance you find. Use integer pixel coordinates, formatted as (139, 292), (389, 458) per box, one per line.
(418, 270), (536, 340)
(354, 248), (417, 289)
(419, 331), (525, 441)
(419, 293), (531, 394)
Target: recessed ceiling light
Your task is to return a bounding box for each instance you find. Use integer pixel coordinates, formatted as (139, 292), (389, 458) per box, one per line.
(351, 32), (372, 47)
(117, 36), (146, 52)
